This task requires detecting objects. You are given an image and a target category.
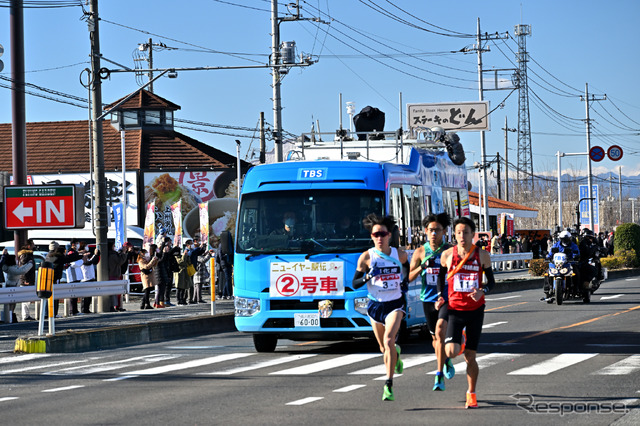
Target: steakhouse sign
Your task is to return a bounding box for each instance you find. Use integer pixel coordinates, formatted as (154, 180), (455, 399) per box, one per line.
(4, 185), (85, 230)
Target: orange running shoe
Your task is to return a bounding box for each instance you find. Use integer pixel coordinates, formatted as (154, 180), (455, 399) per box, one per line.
(458, 328), (466, 356)
(465, 391), (478, 409)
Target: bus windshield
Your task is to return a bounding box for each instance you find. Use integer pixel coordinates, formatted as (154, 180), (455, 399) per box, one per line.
(237, 189), (384, 255)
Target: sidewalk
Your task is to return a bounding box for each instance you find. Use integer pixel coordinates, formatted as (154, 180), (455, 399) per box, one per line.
(0, 291), (235, 354)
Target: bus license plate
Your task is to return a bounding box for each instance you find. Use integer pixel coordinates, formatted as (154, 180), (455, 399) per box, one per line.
(294, 313), (320, 327)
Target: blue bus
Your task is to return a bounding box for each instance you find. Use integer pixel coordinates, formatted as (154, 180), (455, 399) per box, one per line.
(234, 141), (469, 352)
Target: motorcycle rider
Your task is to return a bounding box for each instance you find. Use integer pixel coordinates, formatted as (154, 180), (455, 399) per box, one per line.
(578, 229), (603, 296)
(544, 230), (580, 296)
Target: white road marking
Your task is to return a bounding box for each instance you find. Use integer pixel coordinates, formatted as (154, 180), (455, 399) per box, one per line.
(428, 353), (522, 375)
(593, 355), (640, 375)
(351, 354), (435, 377)
(485, 295), (521, 301)
(271, 354), (380, 375)
(586, 344), (640, 347)
(333, 384), (366, 393)
(1, 360), (85, 375)
(600, 294), (624, 300)
(0, 353), (51, 364)
(204, 354), (317, 375)
(103, 375), (139, 382)
(164, 346), (223, 349)
(0, 397), (19, 402)
(508, 353), (598, 375)
(44, 354), (181, 375)
(286, 397), (324, 406)
(124, 353), (254, 375)
(482, 321), (508, 329)
(625, 278), (638, 281)
(42, 385), (85, 393)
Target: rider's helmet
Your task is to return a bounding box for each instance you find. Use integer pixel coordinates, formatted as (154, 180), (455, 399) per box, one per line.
(559, 230), (572, 247)
(582, 228), (594, 239)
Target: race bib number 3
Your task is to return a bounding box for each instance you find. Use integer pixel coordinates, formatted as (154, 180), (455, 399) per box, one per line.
(453, 273), (479, 292)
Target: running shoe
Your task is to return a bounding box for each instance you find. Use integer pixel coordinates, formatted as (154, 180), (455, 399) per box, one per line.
(458, 328), (466, 356)
(432, 373), (445, 391)
(382, 384), (394, 401)
(465, 391), (478, 409)
(394, 344), (403, 374)
(443, 358), (455, 380)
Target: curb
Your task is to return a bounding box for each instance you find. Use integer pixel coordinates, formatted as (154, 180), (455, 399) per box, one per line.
(14, 313), (236, 353)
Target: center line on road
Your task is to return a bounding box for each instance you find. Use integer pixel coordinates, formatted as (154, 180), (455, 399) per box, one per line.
(42, 385), (85, 393)
(504, 304), (640, 343)
(104, 375), (139, 382)
(600, 294), (624, 300)
(486, 301), (528, 312)
(286, 397), (324, 406)
(333, 384), (366, 393)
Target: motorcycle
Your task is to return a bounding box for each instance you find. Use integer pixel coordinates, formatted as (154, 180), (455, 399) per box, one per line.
(586, 247), (608, 295)
(541, 251), (587, 305)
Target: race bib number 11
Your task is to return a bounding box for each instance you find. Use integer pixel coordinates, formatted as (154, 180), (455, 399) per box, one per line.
(453, 273), (478, 292)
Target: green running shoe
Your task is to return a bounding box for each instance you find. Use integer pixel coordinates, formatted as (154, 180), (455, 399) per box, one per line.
(383, 384), (395, 401)
(432, 373), (445, 391)
(443, 358), (455, 380)
(394, 344), (403, 374)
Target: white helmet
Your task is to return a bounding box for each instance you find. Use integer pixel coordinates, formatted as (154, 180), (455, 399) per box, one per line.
(559, 230), (572, 247)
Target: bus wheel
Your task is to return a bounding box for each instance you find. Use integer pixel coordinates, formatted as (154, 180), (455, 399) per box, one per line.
(253, 334), (278, 352)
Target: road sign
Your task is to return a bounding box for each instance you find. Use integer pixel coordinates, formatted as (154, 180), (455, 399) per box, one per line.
(607, 145), (623, 161)
(4, 185), (85, 230)
(407, 101), (490, 133)
(589, 146), (605, 162)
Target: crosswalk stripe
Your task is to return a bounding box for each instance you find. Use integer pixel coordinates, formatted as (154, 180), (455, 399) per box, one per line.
(124, 353), (255, 376)
(203, 354), (317, 375)
(0, 353), (51, 364)
(271, 354), (380, 375)
(508, 353), (598, 375)
(593, 355), (640, 375)
(286, 397), (324, 405)
(351, 354), (436, 376)
(1, 360), (86, 375)
(334, 384), (366, 393)
(44, 354), (181, 376)
(427, 353), (522, 375)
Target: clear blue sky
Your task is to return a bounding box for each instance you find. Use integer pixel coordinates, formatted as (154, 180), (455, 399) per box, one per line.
(1, 0), (638, 183)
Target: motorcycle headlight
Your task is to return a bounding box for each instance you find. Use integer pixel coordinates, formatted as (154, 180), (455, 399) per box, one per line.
(549, 267), (558, 274)
(234, 297), (260, 317)
(559, 267), (569, 274)
(354, 297), (369, 316)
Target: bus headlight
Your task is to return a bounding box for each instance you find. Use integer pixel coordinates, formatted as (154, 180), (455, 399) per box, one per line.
(235, 297), (260, 317)
(354, 297), (369, 316)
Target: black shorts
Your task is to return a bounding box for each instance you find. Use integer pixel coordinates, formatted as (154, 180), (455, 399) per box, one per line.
(422, 302), (449, 336)
(445, 305), (485, 352)
(367, 297), (405, 325)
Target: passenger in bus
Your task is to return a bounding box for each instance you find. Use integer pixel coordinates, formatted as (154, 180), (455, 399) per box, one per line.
(270, 211), (297, 237)
(352, 214), (409, 402)
(333, 215), (359, 238)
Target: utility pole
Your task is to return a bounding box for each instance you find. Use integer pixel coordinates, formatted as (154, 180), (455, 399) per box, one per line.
(88, 0), (110, 312)
(618, 166), (622, 223)
(146, 38), (153, 93)
(496, 153), (502, 200)
(476, 18), (489, 232)
(259, 111), (266, 164)
(580, 83), (606, 231)
(271, 0), (284, 162)
(502, 117), (517, 202)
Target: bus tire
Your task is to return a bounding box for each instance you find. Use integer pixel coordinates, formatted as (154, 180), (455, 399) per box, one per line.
(253, 334), (278, 353)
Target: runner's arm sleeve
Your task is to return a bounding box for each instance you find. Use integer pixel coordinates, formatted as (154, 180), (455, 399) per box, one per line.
(352, 270), (369, 289)
(436, 266), (448, 297)
(483, 267), (495, 294)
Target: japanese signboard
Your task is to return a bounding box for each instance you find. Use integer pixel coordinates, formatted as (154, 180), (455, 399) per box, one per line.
(4, 185), (85, 229)
(579, 184), (599, 233)
(143, 170), (239, 239)
(407, 101), (490, 134)
(270, 261), (344, 298)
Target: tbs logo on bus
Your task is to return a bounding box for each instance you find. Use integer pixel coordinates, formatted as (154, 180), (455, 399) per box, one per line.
(298, 168), (327, 180)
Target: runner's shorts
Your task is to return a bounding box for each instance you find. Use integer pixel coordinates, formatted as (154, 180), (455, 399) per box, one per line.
(445, 304), (485, 351)
(423, 302), (449, 335)
(367, 297), (405, 325)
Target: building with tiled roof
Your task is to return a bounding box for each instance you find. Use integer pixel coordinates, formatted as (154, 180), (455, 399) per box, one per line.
(467, 191), (538, 233)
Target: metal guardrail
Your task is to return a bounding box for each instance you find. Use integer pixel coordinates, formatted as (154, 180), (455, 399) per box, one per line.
(0, 280), (128, 305)
(490, 252), (533, 262)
